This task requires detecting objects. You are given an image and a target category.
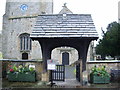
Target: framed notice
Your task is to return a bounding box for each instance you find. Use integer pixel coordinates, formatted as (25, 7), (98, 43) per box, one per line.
(47, 64), (56, 70)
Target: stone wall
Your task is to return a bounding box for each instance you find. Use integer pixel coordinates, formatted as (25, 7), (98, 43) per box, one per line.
(0, 61), (2, 78)
(87, 60), (120, 75)
(0, 33), (2, 59)
(2, 60), (120, 83)
(0, 33), (2, 52)
(118, 1), (120, 23)
(87, 41), (95, 61)
(0, 61), (2, 89)
(2, 17), (43, 60)
(5, 1), (53, 17)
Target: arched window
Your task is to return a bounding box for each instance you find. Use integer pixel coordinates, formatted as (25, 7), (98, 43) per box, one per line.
(20, 33), (32, 51)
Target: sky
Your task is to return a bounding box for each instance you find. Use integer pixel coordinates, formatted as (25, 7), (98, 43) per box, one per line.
(0, 0), (119, 40)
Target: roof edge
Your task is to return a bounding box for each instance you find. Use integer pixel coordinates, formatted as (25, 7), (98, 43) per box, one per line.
(38, 14), (92, 16)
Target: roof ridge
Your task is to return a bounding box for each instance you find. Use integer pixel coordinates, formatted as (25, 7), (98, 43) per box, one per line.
(38, 14), (91, 16)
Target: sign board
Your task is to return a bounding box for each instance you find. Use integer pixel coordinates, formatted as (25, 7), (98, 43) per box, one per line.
(47, 59), (57, 70)
(47, 64), (56, 70)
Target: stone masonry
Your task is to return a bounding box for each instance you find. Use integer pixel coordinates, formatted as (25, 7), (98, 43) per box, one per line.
(2, 0), (53, 59)
(0, 33), (2, 52)
(118, 1), (120, 23)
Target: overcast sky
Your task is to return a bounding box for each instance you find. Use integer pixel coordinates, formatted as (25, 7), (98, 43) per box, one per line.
(0, 0), (119, 39)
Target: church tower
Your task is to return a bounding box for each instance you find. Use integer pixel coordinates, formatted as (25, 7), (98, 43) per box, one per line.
(2, 0), (53, 59)
(5, 0), (53, 17)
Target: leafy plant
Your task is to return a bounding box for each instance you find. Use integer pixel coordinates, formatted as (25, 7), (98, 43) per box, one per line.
(29, 67), (35, 72)
(13, 65), (18, 72)
(7, 64), (35, 74)
(90, 65), (110, 77)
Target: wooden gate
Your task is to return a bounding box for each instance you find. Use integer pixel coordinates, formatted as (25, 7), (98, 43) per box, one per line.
(52, 65), (65, 81)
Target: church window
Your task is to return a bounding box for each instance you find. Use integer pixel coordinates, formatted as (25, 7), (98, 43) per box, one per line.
(20, 33), (32, 51)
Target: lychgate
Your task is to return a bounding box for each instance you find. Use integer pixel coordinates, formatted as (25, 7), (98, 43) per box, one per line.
(30, 12), (98, 83)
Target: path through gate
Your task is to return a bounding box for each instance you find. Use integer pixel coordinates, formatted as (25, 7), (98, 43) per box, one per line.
(52, 65), (65, 81)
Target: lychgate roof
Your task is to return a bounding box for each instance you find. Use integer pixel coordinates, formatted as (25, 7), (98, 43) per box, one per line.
(30, 14), (98, 39)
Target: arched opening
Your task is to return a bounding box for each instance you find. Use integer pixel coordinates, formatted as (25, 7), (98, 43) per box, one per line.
(22, 53), (28, 60)
(51, 46), (78, 65)
(51, 46), (80, 83)
(62, 52), (69, 65)
(38, 38), (92, 84)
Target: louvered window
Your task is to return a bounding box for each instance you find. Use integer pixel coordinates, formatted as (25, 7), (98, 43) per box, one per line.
(20, 34), (32, 51)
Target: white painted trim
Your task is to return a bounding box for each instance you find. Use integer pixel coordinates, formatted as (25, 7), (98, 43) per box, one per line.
(87, 60), (120, 63)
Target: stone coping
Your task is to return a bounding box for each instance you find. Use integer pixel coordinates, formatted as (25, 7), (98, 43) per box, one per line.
(87, 60), (120, 63)
(0, 59), (43, 62)
(9, 15), (38, 20)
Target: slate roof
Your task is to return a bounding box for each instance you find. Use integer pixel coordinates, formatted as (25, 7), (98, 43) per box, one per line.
(30, 14), (98, 39)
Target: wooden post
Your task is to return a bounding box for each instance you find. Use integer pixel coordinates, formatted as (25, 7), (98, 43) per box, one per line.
(80, 59), (83, 85)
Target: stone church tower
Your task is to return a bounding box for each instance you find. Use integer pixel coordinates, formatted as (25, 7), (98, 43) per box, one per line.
(2, 0), (53, 60)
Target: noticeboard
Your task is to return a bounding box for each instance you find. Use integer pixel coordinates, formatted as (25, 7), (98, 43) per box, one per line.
(47, 64), (56, 70)
(47, 59), (57, 70)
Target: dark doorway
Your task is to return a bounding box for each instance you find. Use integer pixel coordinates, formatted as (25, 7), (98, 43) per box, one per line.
(62, 52), (69, 65)
(22, 53), (28, 60)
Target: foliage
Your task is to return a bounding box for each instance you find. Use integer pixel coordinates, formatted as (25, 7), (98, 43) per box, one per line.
(7, 64), (35, 74)
(90, 65), (110, 77)
(96, 22), (120, 59)
(29, 67), (35, 72)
